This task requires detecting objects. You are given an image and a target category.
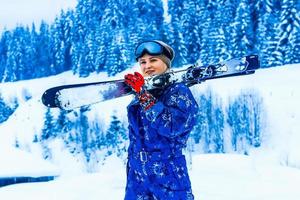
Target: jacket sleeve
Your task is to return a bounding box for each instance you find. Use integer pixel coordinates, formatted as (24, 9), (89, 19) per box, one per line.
(144, 83), (199, 138)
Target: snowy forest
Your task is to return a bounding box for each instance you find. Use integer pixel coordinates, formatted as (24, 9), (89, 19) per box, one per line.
(0, 0), (299, 170)
(0, 0), (299, 81)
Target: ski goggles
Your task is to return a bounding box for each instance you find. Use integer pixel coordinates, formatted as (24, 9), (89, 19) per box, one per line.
(134, 41), (172, 61)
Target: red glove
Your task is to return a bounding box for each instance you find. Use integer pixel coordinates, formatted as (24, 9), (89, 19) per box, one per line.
(124, 72), (145, 93)
(124, 72), (156, 110)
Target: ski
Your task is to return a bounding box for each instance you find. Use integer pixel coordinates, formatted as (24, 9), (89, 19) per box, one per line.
(41, 55), (260, 110)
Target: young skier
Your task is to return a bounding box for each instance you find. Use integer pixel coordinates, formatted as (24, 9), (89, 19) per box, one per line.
(124, 40), (199, 200)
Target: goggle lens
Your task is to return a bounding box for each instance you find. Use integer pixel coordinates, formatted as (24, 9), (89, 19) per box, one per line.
(135, 41), (164, 60)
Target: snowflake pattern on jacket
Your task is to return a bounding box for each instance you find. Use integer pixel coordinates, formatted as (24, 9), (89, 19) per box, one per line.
(125, 83), (198, 200)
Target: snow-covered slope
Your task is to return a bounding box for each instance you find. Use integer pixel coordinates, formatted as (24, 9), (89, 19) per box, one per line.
(0, 154), (300, 200)
(0, 67), (138, 175)
(0, 63), (299, 199)
(0, 71), (130, 145)
(190, 64), (300, 167)
(0, 147), (59, 177)
(1, 64), (300, 168)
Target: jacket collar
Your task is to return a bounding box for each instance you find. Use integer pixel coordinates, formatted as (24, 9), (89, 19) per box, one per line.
(127, 96), (140, 109)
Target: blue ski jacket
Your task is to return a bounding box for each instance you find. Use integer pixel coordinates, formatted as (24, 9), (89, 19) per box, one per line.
(125, 83), (198, 199)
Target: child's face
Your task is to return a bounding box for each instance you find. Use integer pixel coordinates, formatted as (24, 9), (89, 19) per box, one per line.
(139, 54), (168, 77)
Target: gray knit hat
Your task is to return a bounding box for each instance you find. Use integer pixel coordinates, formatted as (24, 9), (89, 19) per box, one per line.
(153, 40), (175, 62)
(135, 40), (175, 63)
(156, 54), (171, 68)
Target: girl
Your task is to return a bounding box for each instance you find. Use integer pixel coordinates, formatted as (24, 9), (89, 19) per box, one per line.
(124, 40), (198, 200)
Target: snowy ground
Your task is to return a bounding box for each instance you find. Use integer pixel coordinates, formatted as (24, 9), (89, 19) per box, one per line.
(0, 147), (59, 177)
(0, 154), (300, 200)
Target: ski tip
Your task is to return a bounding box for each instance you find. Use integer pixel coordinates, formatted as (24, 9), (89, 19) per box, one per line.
(41, 89), (59, 108)
(246, 55), (260, 70)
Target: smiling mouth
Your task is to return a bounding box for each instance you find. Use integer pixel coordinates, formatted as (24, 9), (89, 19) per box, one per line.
(146, 70), (155, 76)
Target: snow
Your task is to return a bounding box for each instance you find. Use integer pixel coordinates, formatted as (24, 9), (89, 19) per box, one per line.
(0, 147), (59, 177)
(190, 154), (300, 200)
(190, 64), (300, 166)
(0, 155), (300, 200)
(0, 63), (300, 199)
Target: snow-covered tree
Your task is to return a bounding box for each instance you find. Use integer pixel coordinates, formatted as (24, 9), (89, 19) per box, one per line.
(35, 21), (52, 77)
(71, 0), (92, 77)
(53, 110), (71, 139)
(0, 95), (14, 123)
(231, 0), (256, 58)
(5, 27), (25, 81)
(167, 0), (202, 66)
(131, 0), (164, 40)
(257, 0), (281, 67)
(105, 112), (128, 157)
(199, 0), (231, 65)
(275, 0), (300, 65)
(191, 90), (224, 153)
(191, 94), (209, 145)
(51, 10), (74, 75)
(77, 107), (91, 162)
(0, 30), (11, 81)
(40, 108), (55, 159)
(227, 90), (264, 154)
(41, 108), (55, 140)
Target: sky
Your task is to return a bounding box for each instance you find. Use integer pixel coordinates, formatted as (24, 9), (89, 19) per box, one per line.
(0, 0), (77, 32)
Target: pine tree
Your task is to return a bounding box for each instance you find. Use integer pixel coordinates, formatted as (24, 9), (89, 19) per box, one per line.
(132, 0), (164, 40)
(40, 108), (54, 160)
(35, 21), (52, 77)
(78, 0), (99, 77)
(227, 97), (243, 152)
(275, 0), (300, 65)
(167, 0), (202, 66)
(191, 90), (224, 153)
(21, 88), (32, 102)
(222, 0), (239, 59)
(29, 23), (39, 76)
(41, 108), (54, 140)
(15, 138), (20, 148)
(166, 0), (189, 66)
(89, 120), (104, 151)
(2, 25), (35, 81)
(54, 110), (70, 138)
(198, 0), (231, 65)
(231, 0), (256, 58)
(100, 0), (134, 76)
(244, 90), (264, 147)
(0, 30), (12, 81)
(257, 0), (282, 67)
(4, 27), (21, 81)
(191, 94), (208, 145)
(77, 107), (91, 162)
(105, 113), (128, 157)
(87, 0), (108, 74)
(9, 97), (19, 111)
(227, 90), (263, 154)
(213, 100), (225, 153)
(70, 0), (97, 76)
(51, 10), (74, 75)
(12, 26), (35, 80)
(32, 134), (39, 143)
(0, 95), (14, 123)
(23, 24), (36, 79)
(205, 91), (224, 153)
